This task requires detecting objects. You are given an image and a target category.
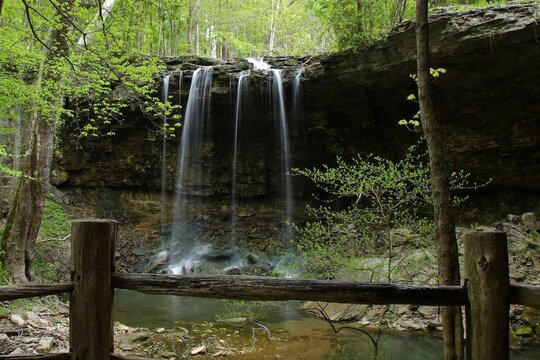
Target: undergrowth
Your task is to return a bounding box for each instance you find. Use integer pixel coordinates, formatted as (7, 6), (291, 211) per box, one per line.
(0, 200), (71, 285)
(38, 200), (71, 240)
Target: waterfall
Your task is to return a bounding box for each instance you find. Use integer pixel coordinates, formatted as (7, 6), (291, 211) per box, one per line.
(246, 56), (295, 241)
(160, 75), (170, 240)
(231, 70), (250, 242)
(270, 69), (294, 240)
(246, 57), (270, 71)
(160, 61), (297, 275)
(292, 68), (304, 125)
(178, 71), (184, 115)
(169, 67), (214, 274)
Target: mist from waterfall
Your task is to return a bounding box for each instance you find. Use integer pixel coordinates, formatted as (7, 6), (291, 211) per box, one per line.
(169, 67), (214, 274)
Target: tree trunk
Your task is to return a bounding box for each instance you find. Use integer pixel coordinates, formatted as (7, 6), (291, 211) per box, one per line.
(0, 0), (3, 17)
(1, 0), (72, 284)
(356, 0), (363, 33)
(392, 0), (407, 26)
(415, 1), (464, 359)
(10, 107), (23, 202)
(268, 0), (281, 55)
(188, 0), (200, 54)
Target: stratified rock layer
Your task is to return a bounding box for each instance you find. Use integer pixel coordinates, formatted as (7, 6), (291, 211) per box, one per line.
(54, 4), (540, 218)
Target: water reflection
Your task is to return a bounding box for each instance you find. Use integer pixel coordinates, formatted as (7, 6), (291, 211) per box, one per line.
(113, 290), (539, 359)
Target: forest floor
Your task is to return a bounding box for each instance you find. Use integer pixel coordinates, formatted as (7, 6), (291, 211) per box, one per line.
(1, 205), (539, 357)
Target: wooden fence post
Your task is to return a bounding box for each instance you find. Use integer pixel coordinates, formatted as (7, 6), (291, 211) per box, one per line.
(70, 219), (117, 360)
(464, 230), (509, 360)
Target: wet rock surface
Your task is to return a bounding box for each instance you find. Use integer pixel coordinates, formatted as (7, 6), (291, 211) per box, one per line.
(55, 185), (300, 276)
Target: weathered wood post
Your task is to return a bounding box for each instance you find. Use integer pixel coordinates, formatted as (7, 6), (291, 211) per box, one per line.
(70, 219), (117, 360)
(464, 230), (509, 360)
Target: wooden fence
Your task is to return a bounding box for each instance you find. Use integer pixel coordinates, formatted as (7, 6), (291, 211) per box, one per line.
(1, 219), (539, 360)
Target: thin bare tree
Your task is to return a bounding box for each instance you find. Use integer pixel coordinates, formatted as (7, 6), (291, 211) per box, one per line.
(268, 0), (282, 55)
(415, 1), (464, 359)
(188, 0), (200, 54)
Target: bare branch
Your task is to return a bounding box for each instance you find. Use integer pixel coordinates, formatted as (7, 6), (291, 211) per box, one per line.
(20, 0), (77, 72)
(77, 0), (116, 46)
(46, 0), (87, 37)
(312, 301), (378, 349)
(21, 0), (54, 53)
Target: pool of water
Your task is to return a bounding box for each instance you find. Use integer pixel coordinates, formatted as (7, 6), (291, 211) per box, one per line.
(113, 290), (540, 359)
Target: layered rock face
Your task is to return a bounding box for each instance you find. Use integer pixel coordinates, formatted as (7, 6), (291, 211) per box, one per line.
(54, 4), (540, 219)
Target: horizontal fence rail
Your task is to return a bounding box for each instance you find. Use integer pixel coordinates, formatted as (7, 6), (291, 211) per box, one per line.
(509, 284), (540, 309)
(110, 355), (153, 360)
(0, 354), (71, 359)
(113, 273), (468, 306)
(2, 280), (538, 308)
(1, 219), (540, 360)
(0, 283), (73, 301)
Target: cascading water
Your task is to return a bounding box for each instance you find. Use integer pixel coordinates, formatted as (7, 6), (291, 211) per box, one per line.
(246, 57), (295, 242)
(231, 70), (250, 242)
(160, 75), (170, 239)
(247, 57), (271, 71)
(292, 68), (304, 125)
(270, 69), (294, 240)
(160, 61), (296, 275)
(169, 67), (214, 275)
(177, 71), (184, 114)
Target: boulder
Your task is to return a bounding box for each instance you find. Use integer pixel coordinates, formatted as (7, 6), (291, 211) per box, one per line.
(521, 212), (539, 231)
(36, 337), (54, 353)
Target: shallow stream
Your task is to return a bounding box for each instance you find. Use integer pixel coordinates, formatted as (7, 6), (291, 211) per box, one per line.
(113, 290), (540, 359)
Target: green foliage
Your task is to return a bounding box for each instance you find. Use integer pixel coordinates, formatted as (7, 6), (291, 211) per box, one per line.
(69, 54), (170, 138)
(399, 68), (447, 130)
(292, 146), (434, 280)
(34, 257), (58, 281)
(0, 0), (178, 148)
(306, 0), (411, 50)
(143, 91), (183, 139)
(0, 251), (7, 285)
(38, 200), (70, 240)
(0, 146), (22, 177)
(430, 0), (518, 10)
(29, 200), (71, 281)
(69, 0), (539, 57)
(305, 0), (530, 51)
(0, 298), (35, 316)
(80, 0), (329, 57)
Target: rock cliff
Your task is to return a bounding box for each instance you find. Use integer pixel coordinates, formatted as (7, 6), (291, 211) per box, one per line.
(54, 4), (540, 219)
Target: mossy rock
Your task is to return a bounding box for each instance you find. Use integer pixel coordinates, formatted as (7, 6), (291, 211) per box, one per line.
(523, 307), (540, 326)
(515, 326), (534, 337)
